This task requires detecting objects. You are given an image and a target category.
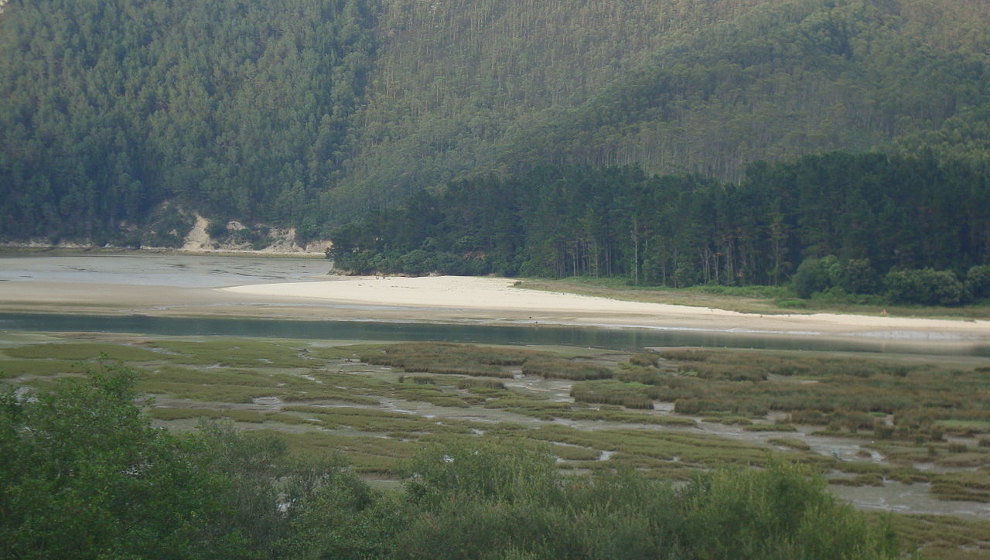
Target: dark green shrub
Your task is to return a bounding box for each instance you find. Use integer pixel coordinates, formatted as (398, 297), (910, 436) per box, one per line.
(966, 264), (990, 299)
(829, 258), (879, 294)
(792, 257), (835, 298)
(396, 444), (900, 560)
(885, 268), (968, 305)
(206, 218), (229, 239)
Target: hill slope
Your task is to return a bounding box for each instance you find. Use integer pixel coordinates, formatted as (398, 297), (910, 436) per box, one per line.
(0, 0), (988, 241)
(333, 0), (990, 213)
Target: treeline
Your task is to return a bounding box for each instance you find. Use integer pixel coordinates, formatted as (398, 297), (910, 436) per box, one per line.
(0, 0), (376, 242)
(331, 152), (990, 304)
(2, 368), (899, 559)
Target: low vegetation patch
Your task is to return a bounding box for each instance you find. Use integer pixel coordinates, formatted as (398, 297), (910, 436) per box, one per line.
(570, 379), (654, 409)
(2, 334), (988, 558)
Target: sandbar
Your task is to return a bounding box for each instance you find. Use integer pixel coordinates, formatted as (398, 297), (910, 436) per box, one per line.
(221, 275), (990, 344)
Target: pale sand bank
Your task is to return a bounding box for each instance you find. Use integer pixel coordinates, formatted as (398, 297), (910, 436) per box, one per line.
(2, 272), (988, 344)
(222, 275), (990, 342)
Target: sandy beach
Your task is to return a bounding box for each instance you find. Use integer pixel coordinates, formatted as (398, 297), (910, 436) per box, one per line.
(1, 254), (988, 346)
(220, 275), (990, 344)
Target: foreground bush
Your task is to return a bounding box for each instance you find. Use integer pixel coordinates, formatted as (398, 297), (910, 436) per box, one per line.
(2, 369), (900, 560)
(0, 366), (378, 560)
(394, 442), (900, 560)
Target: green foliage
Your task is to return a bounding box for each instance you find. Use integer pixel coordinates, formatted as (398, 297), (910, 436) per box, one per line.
(885, 268), (969, 306)
(4, 0), (990, 245)
(0, 362), (394, 560)
(830, 258), (880, 295)
(793, 256), (880, 298)
(393, 443), (899, 559)
(0, 365), (251, 559)
(966, 265), (990, 299)
(404, 441), (560, 509)
(0, 0), (378, 241)
(677, 461), (898, 559)
(332, 153), (990, 300)
(333, 0), (990, 217)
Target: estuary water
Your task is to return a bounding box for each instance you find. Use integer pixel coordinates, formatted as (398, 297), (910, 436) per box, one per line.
(3, 311), (990, 356)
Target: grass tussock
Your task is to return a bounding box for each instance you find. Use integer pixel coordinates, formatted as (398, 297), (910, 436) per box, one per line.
(570, 380), (653, 409)
(768, 438), (811, 451)
(0, 358), (90, 378)
(359, 342), (533, 378)
(4, 342), (164, 362)
(521, 356), (613, 380)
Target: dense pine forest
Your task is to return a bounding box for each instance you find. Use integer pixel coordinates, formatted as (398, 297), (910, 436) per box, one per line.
(330, 152), (990, 304)
(0, 0), (378, 241)
(2, 0), (989, 291)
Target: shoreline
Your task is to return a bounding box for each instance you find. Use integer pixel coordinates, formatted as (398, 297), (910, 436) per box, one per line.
(1, 258), (989, 347)
(220, 276), (990, 344)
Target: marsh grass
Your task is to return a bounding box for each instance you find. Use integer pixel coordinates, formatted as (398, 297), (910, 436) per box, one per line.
(147, 407), (310, 425)
(149, 339), (314, 368)
(359, 342), (533, 378)
(281, 405), (482, 435)
(651, 349), (990, 448)
(743, 423), (798, 432)
(138, 379), (283, 403)
(262, 429), (418, 474)
(0, 358), (89, 378)
(520, 356), (613, 380)
(887, 514), (990, 559)
(455, 378), (507, 392)
(550, 443), (602, 461)
(628, 352), (659, 367)
(525, 424), (789, 469)
(4, 342), (164, 362)
(931, 471), (990, 502)
(570, 379), (654, 408)
(768, 437), (811, 451)
(4, 332), (990, 556)
(391, 384), (471, 408)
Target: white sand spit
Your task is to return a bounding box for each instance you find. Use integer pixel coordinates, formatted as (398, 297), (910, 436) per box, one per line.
(224, 275), (737, 314)
(221, 275), (990, 341)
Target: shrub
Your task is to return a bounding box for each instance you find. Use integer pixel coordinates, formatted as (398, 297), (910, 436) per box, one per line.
(792, 257), (834, 298)
(830, 258), (879, 294)
(521, 357), (613, 380)
(885, 268), (968, 306)
(966, 264), (990, 299)
(396, 445), (900, 560)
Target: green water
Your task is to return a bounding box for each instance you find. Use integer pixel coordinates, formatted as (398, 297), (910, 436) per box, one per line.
(2, 312), (988, 356)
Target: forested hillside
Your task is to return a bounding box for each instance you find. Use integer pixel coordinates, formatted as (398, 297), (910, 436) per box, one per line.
(334, 0), (990, 213)
(0, 0), (376, 242)
(1, 0), (989, 248)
